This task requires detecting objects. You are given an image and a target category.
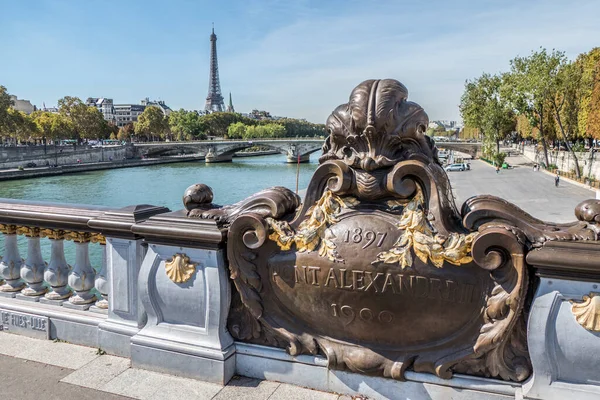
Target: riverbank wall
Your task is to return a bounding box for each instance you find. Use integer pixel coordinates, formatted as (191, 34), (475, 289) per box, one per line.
(0, 156), (204, 181)
(521, 145), (600, 179)
(0, 150), (294, 182)
(0, 145), (129, 169)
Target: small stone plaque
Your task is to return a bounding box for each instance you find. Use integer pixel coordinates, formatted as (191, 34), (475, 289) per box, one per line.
(0, 308), (50, 339)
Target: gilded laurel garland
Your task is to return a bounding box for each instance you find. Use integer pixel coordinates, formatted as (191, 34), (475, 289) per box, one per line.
(266, 190), (357, 263)
(375, 190), (476, 269)
(571, 292), (600, 332)
(164, 253), (197, 283)
(0, 225), (106, 244)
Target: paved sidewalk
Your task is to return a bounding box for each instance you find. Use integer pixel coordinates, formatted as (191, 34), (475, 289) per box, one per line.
(449, 156), (595, 223)
(0, 332), (351, 400)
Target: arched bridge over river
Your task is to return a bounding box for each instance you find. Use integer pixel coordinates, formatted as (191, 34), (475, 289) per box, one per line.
(133, 139), (325, 163)
(132, 139), (482, 163)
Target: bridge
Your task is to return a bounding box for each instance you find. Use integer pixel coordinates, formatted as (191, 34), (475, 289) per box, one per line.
(132, 139), (482, 163)
(133, 138), (325, 163)
(436, 141), (482, 158)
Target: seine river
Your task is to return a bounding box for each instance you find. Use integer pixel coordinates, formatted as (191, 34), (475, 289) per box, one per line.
(2, 154), (319, 209)
(1, 155), (319, 271)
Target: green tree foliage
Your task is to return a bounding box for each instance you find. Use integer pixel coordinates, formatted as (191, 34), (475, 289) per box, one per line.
(31, 111), (74, 141)
(506, 48), (567, 167)
(168, 109), (206, 140)
(227, 121), (247, 139)
(0, 85), (13, 135)
(57, 96), (109, 140)
(134, 106), (169, 141)
(5, 109), (40, 142)
(460, 73), (515, 156)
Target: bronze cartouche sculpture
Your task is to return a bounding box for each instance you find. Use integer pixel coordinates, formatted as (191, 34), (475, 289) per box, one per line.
(184, 79), (600, 383)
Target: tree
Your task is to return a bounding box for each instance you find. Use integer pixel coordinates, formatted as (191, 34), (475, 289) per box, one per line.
(57, 96), (108, 140)
(168, 109), (206, 140)
(2, 109), (40, 142)
(0, 85), (14, 138)
(460, 73), (515, 157)
(202, 112), (243, 137)
(117, 123), (135, 141)
(575, 48), (600, 140)
(551, 60), (588, 177)
(135, 106), (169, 141)
(31, 111), (74, 141)
(507, 48), (567, 167)
(227, 121), (247, 139)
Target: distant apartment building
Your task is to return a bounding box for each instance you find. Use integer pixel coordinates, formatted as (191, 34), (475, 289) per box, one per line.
(87, 97), (172, 128)
(9, 95), (36, 114)
(114, 104), (146, 128)
(140, 98), (172, 117)
(86, 98), (116, 124)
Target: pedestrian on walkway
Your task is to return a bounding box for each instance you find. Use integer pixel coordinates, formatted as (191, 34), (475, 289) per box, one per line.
(555, 173), (560, 187)
(496, 165), (500, 174)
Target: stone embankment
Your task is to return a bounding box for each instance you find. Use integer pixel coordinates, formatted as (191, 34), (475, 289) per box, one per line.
(520, 144), (600, 179)
(0, 145), (130, 169)
(0, 155), (204, 181)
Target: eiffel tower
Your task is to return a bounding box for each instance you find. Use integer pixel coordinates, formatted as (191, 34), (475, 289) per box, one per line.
(205, 25), (225, 112)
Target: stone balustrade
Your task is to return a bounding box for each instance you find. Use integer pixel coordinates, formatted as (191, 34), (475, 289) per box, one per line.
(0, 202), (112, 310)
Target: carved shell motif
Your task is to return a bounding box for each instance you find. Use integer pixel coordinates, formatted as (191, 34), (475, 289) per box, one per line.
(571, 292), (600, 332)
(165, 253), (197, 283)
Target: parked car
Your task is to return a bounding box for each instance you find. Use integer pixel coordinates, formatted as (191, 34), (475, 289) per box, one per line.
(445, 163), (465, 172)
(24, 162), (37, 168)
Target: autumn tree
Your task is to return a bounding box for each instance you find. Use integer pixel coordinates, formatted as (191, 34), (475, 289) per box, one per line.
(117, 123), (135, 141)
(506, 48), (569, 167)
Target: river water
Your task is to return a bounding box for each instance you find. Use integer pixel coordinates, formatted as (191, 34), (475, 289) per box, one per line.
(1, 155), (319, 209)
(0, 154), (319, 271)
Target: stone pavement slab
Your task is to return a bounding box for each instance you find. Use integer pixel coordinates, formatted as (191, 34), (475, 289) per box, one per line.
(270, 383), (341, 399)
(0, 330), (41, 356)
(0, 354), (132, 400)
(61, 354), (131, 389)
(14, 337), (99, 369)
(99, 367), (223, 400)
(212, 375), (280, 399)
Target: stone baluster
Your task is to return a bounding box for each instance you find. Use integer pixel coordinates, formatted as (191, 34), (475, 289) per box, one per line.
(40, 229), (72, 302)
(17, 226), (48, 299)
(92, 234), (108, 310)
(0, 224), (25, 295)
(65, 232), (97, 309)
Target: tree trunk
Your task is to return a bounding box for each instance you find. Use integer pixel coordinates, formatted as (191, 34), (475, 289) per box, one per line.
(554, 109), (581, 178)
(537, 107), (550, 168)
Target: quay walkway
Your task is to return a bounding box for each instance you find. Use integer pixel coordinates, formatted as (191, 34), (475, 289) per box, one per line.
(0, 331), (345, 400)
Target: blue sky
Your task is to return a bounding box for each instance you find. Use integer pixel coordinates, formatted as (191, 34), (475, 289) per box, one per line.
(1, 0), (599, 123)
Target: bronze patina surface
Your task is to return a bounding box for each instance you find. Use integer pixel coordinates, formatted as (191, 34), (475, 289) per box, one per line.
(185, 79), (600, 383)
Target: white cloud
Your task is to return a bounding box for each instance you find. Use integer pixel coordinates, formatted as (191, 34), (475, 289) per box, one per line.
(220, 0), (600, 123)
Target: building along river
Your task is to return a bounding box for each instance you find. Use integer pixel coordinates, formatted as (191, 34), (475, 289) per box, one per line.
(0, 154), (319, 271)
